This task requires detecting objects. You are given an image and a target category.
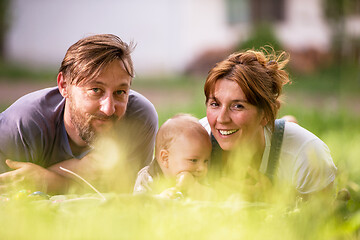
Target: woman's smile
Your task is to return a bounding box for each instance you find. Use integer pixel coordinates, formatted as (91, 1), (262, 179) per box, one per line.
(218, 129), (239, 136)
(206, 79), (265, 151)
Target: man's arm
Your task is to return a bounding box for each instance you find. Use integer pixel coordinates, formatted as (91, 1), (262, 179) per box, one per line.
(47, 155), (102, 192)
(0, 154), (104, 195)
(0, 87), (73, 194)
(0, 159), (71, 195)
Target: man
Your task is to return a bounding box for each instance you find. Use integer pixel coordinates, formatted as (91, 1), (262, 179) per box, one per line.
(0, 34), (158, 194)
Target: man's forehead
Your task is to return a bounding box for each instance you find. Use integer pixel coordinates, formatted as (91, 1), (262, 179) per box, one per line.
(78, 61), (132, 87)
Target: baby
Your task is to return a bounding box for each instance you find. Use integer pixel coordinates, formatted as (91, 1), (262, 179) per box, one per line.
(133, 114), (212, 199)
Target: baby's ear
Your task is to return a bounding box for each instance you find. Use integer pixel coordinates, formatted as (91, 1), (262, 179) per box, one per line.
(159, 149), (169, 168)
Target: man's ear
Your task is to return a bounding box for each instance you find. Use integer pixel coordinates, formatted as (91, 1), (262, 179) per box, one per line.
(57, 72), (69, 98)
(159, 149), (169, 168)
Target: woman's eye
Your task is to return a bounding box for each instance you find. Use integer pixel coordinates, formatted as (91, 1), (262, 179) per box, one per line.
(208, 102), (219, 107)
(92, 88), (100, 93)
(231, 104), (244, 110)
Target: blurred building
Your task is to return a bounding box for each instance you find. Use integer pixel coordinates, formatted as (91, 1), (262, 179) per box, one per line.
(4, 0), (360, 76)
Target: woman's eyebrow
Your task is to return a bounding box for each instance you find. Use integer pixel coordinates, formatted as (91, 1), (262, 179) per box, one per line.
(208, 96), (249, 103)
(232, 99), (249, 103)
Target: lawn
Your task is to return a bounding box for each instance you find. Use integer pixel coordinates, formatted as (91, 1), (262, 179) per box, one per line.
(0, 62), (360, 239)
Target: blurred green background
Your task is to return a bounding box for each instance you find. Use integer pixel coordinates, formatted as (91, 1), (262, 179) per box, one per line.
(0, 0), (359, 198)
(0, 0), (360, 239)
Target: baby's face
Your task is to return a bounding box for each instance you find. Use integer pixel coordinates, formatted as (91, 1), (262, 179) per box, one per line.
(166, 133), (211, 179)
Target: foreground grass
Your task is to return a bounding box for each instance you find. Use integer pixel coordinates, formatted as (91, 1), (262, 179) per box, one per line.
(0, 189), (357, 240)
(0, 62), (359, 239)
(0, 105), (359, 240)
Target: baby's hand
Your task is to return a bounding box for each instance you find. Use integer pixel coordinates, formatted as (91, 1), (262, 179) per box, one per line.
(158, 187), (183, 199)
(176, 172), (217, 200)
(176, 172), (196, 191)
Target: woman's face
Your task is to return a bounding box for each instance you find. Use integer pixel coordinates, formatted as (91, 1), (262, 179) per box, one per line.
(206, 79), (266, 151)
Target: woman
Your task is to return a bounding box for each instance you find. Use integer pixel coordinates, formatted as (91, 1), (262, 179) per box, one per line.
(200, 49), (337, 200)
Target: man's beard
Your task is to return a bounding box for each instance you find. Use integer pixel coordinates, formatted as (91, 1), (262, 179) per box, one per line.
(69, 101), (119, 145)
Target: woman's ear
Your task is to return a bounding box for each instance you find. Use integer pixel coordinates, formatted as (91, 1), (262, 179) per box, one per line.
(258, 109), (268, 127)
(261, 116), (268, 127)
(57, 72), (69, 98)
(159, 149), (169, 168)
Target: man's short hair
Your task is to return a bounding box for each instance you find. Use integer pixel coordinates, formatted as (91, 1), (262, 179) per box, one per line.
(59, 34), (134, 85)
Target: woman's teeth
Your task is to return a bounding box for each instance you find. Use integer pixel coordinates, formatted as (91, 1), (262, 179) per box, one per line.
(219, 129), (238, 136)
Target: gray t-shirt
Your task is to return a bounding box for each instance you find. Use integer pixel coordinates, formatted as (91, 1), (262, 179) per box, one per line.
(0, 87), (158, 174)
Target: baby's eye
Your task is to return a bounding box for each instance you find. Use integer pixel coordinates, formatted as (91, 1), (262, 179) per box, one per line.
(189, 159), (198, 163)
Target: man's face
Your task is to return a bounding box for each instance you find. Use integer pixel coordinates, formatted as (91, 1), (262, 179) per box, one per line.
(65, 60), (132, 144)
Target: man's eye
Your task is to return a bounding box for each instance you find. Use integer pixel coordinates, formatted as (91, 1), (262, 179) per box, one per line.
(88, 88), (102, 96)
(115, 90), (126, 95)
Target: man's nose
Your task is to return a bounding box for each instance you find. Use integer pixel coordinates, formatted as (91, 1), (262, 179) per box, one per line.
(99, 95), (116, 116)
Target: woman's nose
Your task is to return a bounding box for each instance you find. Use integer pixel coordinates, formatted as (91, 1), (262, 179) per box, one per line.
(217, 107), (230, 123)
(100, 95), (116, 116)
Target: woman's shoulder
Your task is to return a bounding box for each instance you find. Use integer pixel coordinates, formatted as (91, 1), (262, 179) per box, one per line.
(281, 121), (335, 172)
(276, 121), (336, 194)
(280, 121), (333, 163)
(283, 121), (322, 145)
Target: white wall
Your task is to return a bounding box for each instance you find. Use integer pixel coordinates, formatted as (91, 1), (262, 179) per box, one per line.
(6, 0), (341, 75)
(276, 0), (331, 51)
(5, 0), (236, 76)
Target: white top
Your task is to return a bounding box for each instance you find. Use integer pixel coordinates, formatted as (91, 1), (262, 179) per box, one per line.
(133, 166), (153, 194)
(199, 117), (337, 194)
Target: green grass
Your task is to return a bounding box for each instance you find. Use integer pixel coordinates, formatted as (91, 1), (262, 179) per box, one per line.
(287, 61), (360, 94)
(132, 74), (207, 125)
(132, 74), (203, 90)
(0, 60), (57, 83)
(131, 67), (360, 239)
(0, 180), (358, 240)
(1, 63), (360, 239)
